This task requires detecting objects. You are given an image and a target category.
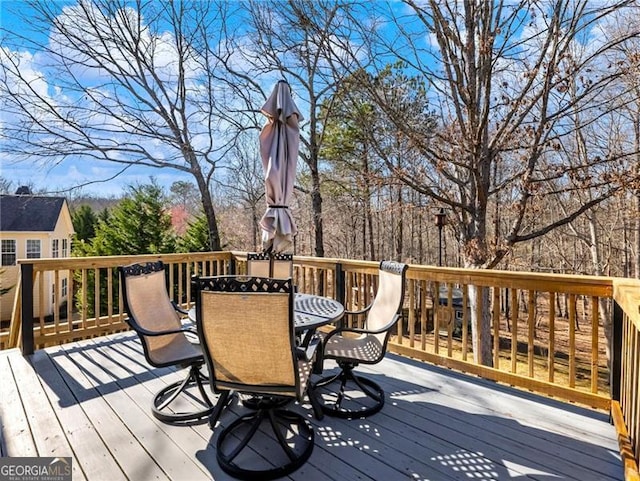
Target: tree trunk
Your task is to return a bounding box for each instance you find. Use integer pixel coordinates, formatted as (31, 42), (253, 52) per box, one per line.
(192, 168), (221, 251)
(468, 284), (492, 365)
(311, 169), (324, 257)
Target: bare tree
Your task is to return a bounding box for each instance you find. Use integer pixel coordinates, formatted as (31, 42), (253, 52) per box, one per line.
(0, 0), (253, 250)
(338, 0), (640, 364)
(221, 135), (266, 251)
(238, 0), (371, 257)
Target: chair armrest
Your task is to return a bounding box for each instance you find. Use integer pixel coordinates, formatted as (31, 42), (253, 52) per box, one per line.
(296, 335), (320, 362)
(171, 301), (189, 316)
(323, 313), (401, 342)
(343, 304), (372, 317)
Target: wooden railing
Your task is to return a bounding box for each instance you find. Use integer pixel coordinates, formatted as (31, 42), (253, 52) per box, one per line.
(5, 251), (638, 478)
(5, 252), (615, 407)
(8, 252), (233, 353)
(612, 279), (640, 481)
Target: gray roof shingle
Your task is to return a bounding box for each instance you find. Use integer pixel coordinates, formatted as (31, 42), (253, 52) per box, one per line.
(0, 195), (67, 232)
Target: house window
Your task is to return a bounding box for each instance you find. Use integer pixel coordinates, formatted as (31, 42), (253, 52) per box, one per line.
(26, 239), (41, 259)
(61, 277), (68, 298)
(62, 238), (69, 257)
(1, 239), (16, 266)
(52, 239), (60, 258)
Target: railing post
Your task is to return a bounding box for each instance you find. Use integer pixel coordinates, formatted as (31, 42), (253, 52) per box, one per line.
(335, 263), (346, 329)
(610, 300), (623, 403)
(20, 263), (34, 356)
(335, 262), (345, 305)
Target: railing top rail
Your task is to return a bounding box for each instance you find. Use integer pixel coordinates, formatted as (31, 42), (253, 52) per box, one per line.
(232, 252), (615, 296)
(18, 251), (233, 271)
(403, 266), (614, 296)
(20, 250), (615, 296)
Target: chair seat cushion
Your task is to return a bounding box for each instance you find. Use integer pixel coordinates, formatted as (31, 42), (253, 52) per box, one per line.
(323, 334), (384, 363)
(149, 333), (203, 366)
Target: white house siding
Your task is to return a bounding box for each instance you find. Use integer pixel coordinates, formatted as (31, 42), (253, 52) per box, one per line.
(0, 202), (74, 322)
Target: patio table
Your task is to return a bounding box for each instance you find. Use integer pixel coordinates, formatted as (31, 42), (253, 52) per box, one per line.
(187, 293), (344, 343)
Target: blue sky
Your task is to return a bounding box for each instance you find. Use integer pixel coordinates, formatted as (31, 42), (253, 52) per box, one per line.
(0, 1), (199, 197)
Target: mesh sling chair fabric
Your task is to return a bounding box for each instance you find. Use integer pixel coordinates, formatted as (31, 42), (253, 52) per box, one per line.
(118, 261), (214, 423)
(194, 276), (318, 481)
(246, 252), (271, 278)
(271, 252), (294, 279)
(246, 252), (293, 279)
(315, 260), (408, 419)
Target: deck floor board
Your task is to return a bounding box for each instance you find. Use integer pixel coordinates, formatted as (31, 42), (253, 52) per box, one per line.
(0, 332), (624, 481)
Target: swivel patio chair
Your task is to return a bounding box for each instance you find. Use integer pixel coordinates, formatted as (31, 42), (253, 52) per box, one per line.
(314, 260), (408, 419)
(246, 252), (271, 277)
(271, 252), (294, 279)
(246, 252), (293, 279)
(119, 261), (214, 424)
(194, 275), (318, 481)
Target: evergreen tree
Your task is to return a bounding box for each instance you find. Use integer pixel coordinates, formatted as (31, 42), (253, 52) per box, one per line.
(91, 182), (176, 255)
(75, 181), (176, 317)
(177, 214), (211, 253)
(71, 205), (98, 243)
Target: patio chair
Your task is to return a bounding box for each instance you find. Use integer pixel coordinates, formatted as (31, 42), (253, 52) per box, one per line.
(246, 251), (271, 277)
(271, 252), (294, 278)
(314, 260), (408, 419)
(246, 252), (293, 279)
(194, 275), (318, 481)
(119, 261), (214, 423)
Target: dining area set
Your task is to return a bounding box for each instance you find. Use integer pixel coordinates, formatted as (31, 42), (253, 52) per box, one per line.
(117, 255), (408, 480)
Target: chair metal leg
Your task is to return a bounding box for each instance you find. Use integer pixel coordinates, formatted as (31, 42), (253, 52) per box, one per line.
(208, 390), (234, 431)
(314, 364), (385, 419)
(216, 408), (314, 481)
(152, 364), (215, 423)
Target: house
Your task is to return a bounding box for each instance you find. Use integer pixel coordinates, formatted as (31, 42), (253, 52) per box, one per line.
(0, 188), (75, 322)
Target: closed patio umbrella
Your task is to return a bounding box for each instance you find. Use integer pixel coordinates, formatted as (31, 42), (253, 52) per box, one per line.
(259, 80), (302, 253)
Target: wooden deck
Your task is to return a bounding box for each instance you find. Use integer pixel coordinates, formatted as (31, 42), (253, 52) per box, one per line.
(0, 331), (623, 481)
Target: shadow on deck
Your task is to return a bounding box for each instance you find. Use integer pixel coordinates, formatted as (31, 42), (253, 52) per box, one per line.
(0, 332), (623, 480)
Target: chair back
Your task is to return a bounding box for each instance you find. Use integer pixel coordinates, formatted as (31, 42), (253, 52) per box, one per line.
(195, 276), (301, 398)
(366, 261), (408, 344)
(119, 261), (185, 367)
(246, 252), (271, 277)
(271, 253), (293, 279)
(247, 252), (293, 279)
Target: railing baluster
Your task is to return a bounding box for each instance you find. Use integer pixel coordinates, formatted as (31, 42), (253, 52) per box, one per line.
(591, 296), (599, 394)
(53, 269), (60, 330)
(434, 281), (440, 355)
(548, 291), (556, 383)
(38, 271), (45, 345)
(407, 279), (415, 347)
(528, 289), (535, 378)
(511, 288), (518, 374)
(493, 286), (500, 368)
(569, 293), (577, 388)
(67, 269), (74, 333)
(94, 267), (100, 328)
(107, 267), (114, 325)
(447, 283), (453, 357)
(420, 280), (427, 351)
(462, 284), (469, 361)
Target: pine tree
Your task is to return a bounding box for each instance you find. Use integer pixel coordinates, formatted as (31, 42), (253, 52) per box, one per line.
(91, 182), (176, 255)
